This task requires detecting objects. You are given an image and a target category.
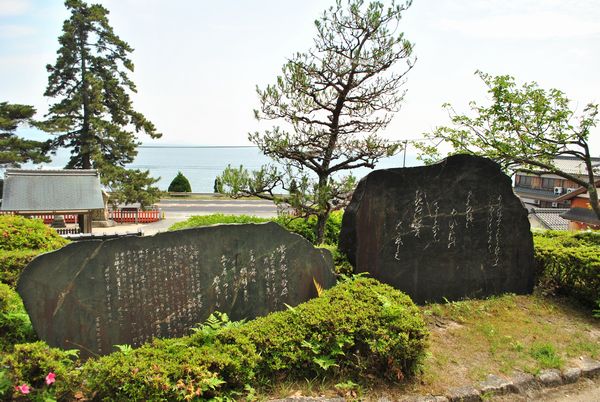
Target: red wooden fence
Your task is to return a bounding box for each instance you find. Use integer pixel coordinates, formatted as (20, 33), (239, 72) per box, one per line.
(0, 212), (78, 224)
(108, 210), (161, 223)
(0, 210), (161, 224)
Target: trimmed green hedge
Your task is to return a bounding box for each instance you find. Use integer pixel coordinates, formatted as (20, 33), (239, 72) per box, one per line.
(1, 278), (428, 401)
(0, 249), (40, 288)
(0, 215), (67, 251)
(0, 215), (68, 289)
(0, 283), (36, 352)
(169, 211), (344, 246)
(533, 231), (600, 306)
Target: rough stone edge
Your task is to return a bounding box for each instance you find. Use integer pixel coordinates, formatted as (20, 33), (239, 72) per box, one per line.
(266, 360), (600, 401)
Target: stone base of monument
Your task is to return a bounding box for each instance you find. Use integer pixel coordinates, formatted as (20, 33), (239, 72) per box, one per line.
(339, 154), (535, 304)
(92, 219), (116, 228)
(18, 222), (335, 357)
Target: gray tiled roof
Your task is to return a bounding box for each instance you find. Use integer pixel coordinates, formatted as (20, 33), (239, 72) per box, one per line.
(530, 208), (570, 230)
(553, 156), (600, 175)
(560, 207), (600, 226)
(1, 169), (104, 212)
(514, 186), (557, 200)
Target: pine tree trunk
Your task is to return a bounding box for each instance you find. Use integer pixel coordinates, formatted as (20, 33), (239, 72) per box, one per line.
(315, 211), (330, 245)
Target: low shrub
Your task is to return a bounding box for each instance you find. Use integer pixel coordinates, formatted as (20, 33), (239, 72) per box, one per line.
(0, 283), (36, 352)
(533, 231), (600, 306)
(1, 279), (428, 401)
(0, 249), (39, 288)
(0, 215), (67, 251)
(170, 210), (344, 246)
(212, 277), (428, 382)
(318, 244), (353, 276)
(169, 213), (269, 231)
(1, 341), (79, 400)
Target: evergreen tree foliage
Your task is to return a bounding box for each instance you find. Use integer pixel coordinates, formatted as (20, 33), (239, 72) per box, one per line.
(168, 171), (192, 193)
(42, 0), (162, 207)
(218, 0), (415, 243)
(416, 71), (600, 220)
(0, 102), (49, 168)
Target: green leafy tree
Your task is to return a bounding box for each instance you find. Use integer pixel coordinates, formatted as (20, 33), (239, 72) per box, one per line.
(218, 0), (415, 243)
(416, 71), (600, 220)
(42, 0), (162, 208)
(0, 102), (49, 168)
(168, 171), (192, 193)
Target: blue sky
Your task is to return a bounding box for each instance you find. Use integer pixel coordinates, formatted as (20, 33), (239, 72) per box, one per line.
(1, 0), (599, 154)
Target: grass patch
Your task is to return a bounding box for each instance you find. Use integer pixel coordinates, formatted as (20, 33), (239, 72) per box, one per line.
(412, 293), (599, 394)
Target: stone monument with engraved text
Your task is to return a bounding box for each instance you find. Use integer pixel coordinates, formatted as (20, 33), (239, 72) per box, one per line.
(339, 154), (534, 304)
(18, 222), (335, 356)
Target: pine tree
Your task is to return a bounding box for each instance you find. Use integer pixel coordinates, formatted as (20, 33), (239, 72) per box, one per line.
(0, 102), (49, 168)
(218, 0), (415, 243)
(42, 0), (162, 207)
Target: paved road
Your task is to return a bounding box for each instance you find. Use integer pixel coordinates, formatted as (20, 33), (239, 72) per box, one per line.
(156, 198), (278, 218)
(92, 198), (279, 236)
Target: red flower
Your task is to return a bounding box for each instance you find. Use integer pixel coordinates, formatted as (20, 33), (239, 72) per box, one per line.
(15, 384), (31, 394)
(45, 372), (56, 385)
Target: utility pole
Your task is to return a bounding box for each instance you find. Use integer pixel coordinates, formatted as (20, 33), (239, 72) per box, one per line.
(402, 140), (408, 167)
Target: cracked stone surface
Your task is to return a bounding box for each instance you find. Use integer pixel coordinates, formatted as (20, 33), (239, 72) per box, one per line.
(18, 222), (335, 357)
(511, 372), (538, 393)
(579, 357), (600, 378)
(563, 367), (582, 384)
(446, 385), (481, 402)
(339, 154), (535, 304)
(478, 374), (515, 395)
(537, 369), (563, 388)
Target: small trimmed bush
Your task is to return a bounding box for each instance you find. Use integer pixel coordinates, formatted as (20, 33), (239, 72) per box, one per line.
(214, 277), (428, 381)
(168, 171), (192, 193)
(170, 211), (344, 246)
(1, 341), (79, 400)
(0, 215), (67, 251)
(533, 231), (600, 306)
(0, 283), (36, 351)
(0, 215), (67, 289)
(169, 213), (269, 231)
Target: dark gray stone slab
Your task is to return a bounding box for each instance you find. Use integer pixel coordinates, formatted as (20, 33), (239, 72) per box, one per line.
(18, 222), (335, 356)
(339, 154), (535, 304)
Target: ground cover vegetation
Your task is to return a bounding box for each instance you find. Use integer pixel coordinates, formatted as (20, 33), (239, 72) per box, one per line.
(218, 0), (416, 244)
(416, 71), (600, 220)
(40, 0), (162, 208)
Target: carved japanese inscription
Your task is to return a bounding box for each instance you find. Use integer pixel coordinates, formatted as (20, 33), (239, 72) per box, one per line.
(339, 154), (534, 304)
(18, 222), (335, 356)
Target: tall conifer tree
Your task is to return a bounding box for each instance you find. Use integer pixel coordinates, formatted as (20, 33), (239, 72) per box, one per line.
(43, 0), (162, 207)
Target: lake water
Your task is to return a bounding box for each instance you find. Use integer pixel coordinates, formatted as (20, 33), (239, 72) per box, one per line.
(25, 146), (420, 192)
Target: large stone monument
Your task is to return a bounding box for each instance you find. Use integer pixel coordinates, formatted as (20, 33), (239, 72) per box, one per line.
(339, 154), (534, 304)
(18, 222), (335, 356)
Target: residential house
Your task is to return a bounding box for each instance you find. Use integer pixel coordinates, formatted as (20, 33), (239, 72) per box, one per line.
(513, 156), (600, 209)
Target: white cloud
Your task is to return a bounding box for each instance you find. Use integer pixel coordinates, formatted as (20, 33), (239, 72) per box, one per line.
(0, 0), (29, 17)
(0, 24), (34, 38)
(437, 12), (600, 40)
